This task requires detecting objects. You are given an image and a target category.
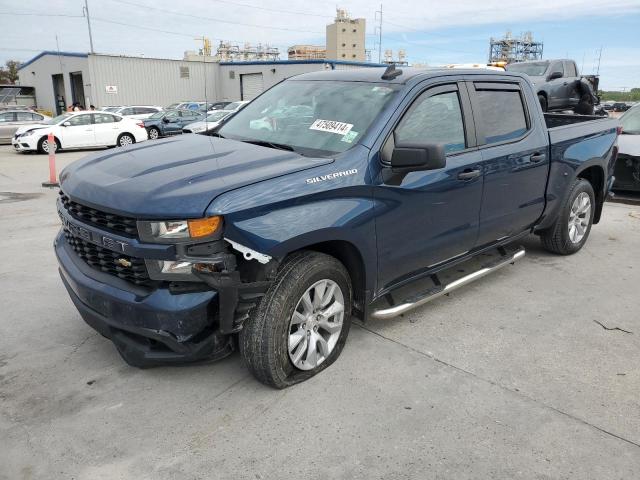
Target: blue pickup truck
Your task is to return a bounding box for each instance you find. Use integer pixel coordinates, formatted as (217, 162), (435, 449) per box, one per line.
(55, 67), (618, 388)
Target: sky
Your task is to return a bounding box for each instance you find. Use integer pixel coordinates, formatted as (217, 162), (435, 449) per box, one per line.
(0, 0), (639, 90)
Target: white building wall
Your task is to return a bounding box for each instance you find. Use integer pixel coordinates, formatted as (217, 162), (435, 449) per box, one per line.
(17, 53), (90, 113)
(88, 55), (220, 108)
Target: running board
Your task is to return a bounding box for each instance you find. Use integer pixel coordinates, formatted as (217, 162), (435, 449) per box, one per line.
(371, 248), (526, 320)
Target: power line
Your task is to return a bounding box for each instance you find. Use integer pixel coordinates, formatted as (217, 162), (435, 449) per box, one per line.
(0, 12), (84, 18)
(108, 0), (326, 35)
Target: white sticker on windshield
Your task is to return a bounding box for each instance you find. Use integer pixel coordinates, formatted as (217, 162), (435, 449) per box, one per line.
(341, 131), (358, 143)
(309, 119), (353, 135)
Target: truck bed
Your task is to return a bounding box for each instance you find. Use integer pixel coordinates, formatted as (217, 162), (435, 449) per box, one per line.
(545, 113), (619, 145)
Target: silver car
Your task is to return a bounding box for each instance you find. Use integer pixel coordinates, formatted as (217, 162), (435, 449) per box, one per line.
(0, 110), (51, 144)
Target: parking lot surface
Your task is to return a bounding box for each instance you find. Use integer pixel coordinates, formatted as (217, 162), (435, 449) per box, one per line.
(1, 145), (639, 479)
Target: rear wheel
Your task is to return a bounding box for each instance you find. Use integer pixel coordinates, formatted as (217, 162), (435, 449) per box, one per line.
(240, 252), (352, 389)
(117, 133), (135, 147)
(37, 136), (60, 154)
(148, 127), (160, 140)
(540, 178), (595, 255)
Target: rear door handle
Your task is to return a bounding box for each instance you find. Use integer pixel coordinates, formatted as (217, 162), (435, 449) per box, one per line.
(530, 153), (546, 163)
(457, 169), (481, 180)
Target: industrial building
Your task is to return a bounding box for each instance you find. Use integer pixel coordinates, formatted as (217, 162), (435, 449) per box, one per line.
(17, 51), (384, 114)
(489, 31), (543, 64)
(326, 9), (366, 61)
(288, 45), (326, 61)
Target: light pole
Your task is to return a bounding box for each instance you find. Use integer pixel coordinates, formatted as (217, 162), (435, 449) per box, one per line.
(83, 0), (95, 54)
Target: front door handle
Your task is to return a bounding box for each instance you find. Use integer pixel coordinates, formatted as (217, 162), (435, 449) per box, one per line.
(530, 153), (546, 163)
(458, 169), (481, 180)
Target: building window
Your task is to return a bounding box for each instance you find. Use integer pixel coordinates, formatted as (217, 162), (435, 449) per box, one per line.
(353, 29), (357, 33)
(180, 66), (190, 78)
(352, 44), (356, 47)
(352, 54), (356, 58)
(342, 28), (346, 32)
(342, 54), (346, 58)
(342, 43), (346, 47)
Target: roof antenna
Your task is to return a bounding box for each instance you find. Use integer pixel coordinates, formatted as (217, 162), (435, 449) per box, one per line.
(381, 63), (402, 80)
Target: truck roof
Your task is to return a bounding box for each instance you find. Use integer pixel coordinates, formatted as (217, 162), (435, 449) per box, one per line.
(291, 67), (527, 84)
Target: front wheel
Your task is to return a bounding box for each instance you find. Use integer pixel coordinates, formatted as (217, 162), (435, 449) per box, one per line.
(37, 136), (59, 154)
(540, 178), (595, 255)
(240, 252), (352, 389)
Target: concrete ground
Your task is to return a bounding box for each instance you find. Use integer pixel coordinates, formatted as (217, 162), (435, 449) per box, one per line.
(1, 145), (639, 480)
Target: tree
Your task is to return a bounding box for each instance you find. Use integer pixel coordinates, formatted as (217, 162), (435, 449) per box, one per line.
(0, 60), (21, 84)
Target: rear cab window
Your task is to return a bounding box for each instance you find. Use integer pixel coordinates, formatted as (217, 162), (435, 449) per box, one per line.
(471, 83), (530, 145)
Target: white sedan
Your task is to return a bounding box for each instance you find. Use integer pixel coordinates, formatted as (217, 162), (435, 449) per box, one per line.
(11, 111), (148, 153)
(182, 109), (233, 133)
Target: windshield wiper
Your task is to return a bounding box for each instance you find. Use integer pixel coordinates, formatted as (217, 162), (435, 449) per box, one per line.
(208, 131), (225, 138)
(241, 139), (295, 152)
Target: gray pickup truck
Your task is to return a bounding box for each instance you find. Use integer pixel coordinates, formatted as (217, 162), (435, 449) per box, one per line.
(506, 59), (598, 114)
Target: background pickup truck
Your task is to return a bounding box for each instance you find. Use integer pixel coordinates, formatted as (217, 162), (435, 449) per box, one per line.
(55, 67), (618, 388)
(505, 59), (598, 114)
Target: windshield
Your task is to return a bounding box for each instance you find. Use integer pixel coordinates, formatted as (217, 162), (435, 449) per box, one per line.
(45, 113), (73, 125)
(148, 111), (166, 119)
(506, 61), (550, 76)
(227, 101), (244, 111)
(206, 111), (230, 122)
(103, 107), (120, 113)
(218, 80), (399, 156)
(621, 106), (640, 134)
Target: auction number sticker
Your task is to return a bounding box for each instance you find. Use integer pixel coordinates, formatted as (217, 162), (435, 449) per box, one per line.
(309, 119), (353, 135)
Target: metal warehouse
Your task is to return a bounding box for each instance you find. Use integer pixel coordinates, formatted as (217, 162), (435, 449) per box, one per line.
(17, 51), (383, 114)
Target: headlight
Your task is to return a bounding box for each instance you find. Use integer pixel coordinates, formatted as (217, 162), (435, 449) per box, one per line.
(138, 216), (223, 243)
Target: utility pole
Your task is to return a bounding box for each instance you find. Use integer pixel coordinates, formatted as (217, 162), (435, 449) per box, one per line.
(83, 0), (95, 54)
(378, 4), (383, 63)
(596, 46), (602, 75)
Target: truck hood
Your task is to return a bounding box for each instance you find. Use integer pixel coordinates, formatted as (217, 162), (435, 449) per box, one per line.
(59, 134), (333, 219)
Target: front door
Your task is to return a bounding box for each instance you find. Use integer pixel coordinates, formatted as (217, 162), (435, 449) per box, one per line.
(547, 61), (566, 109)
(59, 113), (95, 147)
(467, 80), (549, 246)
(374, 83), (483, 290)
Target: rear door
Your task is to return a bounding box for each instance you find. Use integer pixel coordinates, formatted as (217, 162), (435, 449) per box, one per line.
(374, 81), (484, 289)
(468, 80), (549, 246)
(59, 113), (95, 147)
(93, 113), (121, 145)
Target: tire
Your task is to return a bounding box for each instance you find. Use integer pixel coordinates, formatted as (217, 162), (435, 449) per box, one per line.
(148, 127), (160, 140)
(240, 251), (353, 389)
(37, 136), (60, 154)
(117, 133), (135, 147)
(540, 178), (595, 255)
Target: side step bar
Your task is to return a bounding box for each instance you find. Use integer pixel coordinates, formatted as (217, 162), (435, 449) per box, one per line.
(371, 248), (526, 320)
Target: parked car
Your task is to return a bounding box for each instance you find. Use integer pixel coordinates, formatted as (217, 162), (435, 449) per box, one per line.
(12, 111), (148, 153)
(505, 59), (597, 114)
(54, 67), (618, 388)
(225, 100), (250, 112)
(182, 110), (232, 134)
(143, 109), (205, 139)
(201, 101), (231, 112)
(613, 104), (640, 192)
(0, 110), (51, 144)
(178, 102), (206, 111)
(0, 104), (34, 111)
(612, 102), (631, 112)
(103, 105), (162, 120)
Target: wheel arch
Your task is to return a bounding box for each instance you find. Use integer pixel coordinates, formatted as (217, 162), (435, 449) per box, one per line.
(575, 164), (605, 223)
(117, 132), (136, 145)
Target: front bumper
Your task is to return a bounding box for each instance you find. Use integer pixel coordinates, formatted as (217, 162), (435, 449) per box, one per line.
(11, 136), (38, 151)
(55, 231), (233, 367)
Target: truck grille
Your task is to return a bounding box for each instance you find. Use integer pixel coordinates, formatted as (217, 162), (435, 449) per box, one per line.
(59, 191), (138, 237)
(63, 230), (152, 287)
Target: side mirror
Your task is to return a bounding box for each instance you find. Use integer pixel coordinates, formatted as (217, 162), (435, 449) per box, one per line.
(390, 142), (446, 172)
(162, 117), (170, 123)
(62, 121), (71, 127)
(548, 71), (563, 81)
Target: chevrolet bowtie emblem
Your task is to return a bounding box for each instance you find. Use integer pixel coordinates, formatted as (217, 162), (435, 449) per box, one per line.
(116, 258), (132, 268)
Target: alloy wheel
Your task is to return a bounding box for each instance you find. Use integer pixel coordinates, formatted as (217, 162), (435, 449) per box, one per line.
(288, 279), (344, 371)
(568, 192), (591, 243)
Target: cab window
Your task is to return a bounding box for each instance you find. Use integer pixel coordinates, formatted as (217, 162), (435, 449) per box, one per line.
(473, 85), (528, 144)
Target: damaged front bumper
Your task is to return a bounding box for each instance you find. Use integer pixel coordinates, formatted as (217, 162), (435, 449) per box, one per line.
(55, 231), (271, 367)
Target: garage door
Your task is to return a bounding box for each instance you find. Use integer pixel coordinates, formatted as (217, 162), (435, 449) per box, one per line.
(240, 73), (264, 100)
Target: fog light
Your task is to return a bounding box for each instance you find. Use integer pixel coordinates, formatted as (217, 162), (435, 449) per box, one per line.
(160, 260), (193, 275)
